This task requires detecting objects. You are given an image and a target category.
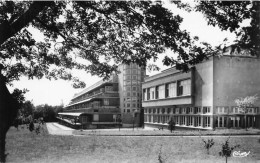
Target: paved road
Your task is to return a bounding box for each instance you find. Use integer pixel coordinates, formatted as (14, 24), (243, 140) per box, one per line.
(46, 122), (74, 135)
(46, 123), (260, 138)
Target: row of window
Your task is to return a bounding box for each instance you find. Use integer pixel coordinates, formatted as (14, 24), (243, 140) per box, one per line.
(123, 108), (139, 113)
(71, 86), (115, 104)
(143, 79), (191, 101)
(68, 99), (112, 110)
(124, 91), (141, 97)
(124, 80), (141, 86)
(144, 107), (211, 114)
(124, 75), (141, 81)
(144, 106), (259, 114)
(145, 115), (211, 127)
(124, 86), (141, 91)
(123, 103), (140, 108)
(124, 63), (140, 69)
(125, 69), (140, 75)
(215, 116), (256, 128)
(217, 106), (258, 114)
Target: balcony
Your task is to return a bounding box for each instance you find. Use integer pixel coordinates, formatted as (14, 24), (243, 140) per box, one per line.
(67, 92), (119, 107)
(65, 106), (120, 114)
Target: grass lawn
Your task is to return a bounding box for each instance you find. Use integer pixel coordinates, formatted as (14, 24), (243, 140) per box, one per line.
(73, 127), (260, 136)
(6, 125), (260, 163)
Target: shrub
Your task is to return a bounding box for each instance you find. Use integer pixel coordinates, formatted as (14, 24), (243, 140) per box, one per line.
(219, 137), (240, 163)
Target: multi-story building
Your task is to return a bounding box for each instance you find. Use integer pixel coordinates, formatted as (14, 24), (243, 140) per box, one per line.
(142, 48), (260, 129)
(60, 63), (145, 128)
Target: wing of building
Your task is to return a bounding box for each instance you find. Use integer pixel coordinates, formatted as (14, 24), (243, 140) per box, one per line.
(58, 63), (146, 129)
(59, 47), (260, 130)
(143, 47), (260, 129)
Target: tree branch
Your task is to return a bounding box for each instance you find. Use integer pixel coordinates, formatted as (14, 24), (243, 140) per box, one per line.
(0, 1), (54, 46)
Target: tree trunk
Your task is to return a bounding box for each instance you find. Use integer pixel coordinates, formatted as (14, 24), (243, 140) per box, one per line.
(0, 128), (8, 163)
(0, 72), (19, 162)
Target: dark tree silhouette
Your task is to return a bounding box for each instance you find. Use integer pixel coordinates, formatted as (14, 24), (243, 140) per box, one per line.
(193, 1), (260, 56)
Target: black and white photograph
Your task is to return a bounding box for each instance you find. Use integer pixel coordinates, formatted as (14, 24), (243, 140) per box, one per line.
(0, 0), (259, 162)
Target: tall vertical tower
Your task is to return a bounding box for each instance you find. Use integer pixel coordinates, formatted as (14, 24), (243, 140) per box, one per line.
(118, 63), (146, 127)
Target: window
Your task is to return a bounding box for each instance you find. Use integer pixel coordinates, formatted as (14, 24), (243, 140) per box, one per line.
(223, 117), (227, 127)
(127, 109), (130, 113)
(132, 86), (136, 91)
(132, 92), (137, 96)
(127, 86), (131, 91)
(152, 91), (155, 99)
(105, 86), (113, 92)
(126, 103), (130, 107)
(175, 116), (179, 124)
(187, 116), (193, 126)
(217, 107), (228, 114)
(132, 75), (137, 80)
(169, 83), (177, 97)
(165, 84), (169, 97)
(218, 107), (223, 113)
(147, 88), (150, 100)
(180, 116), (185, 125)
(127, 92), (131, 97)
(167, 108), (171, 114)
(104, 99), (109, 105)
(224, 107), (228, 113)
(176, 108), (179, 114)
(182, 108), (186, 114)
(156, 86), (159, 99)
(219, 117), (223, 127)
(187, 107), (193, 114)
(146, 109), (150, 113)
(158, 85), (165, 99)
(132, 103), (136, 108)
(177, 79), (191, 96)
(204, 117), (210, 127)
(132, 80), (137, 85)
(132, 69), (137, 74)
(162, 108), (165, 114)
(153, 108), (156, 113)
(143, 89), (146, 101)
(126, 69), (131, 74)
(254, 107), (258, 113)
(194, 117), (201, 126)
(194, 107), (201, 114)
(203, 107), (210, 114)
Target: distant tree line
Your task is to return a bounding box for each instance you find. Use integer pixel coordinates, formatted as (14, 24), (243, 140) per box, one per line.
(15, 100), (63, 126)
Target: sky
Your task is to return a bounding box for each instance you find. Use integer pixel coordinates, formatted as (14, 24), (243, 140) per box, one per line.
(9, 1), (238, 106)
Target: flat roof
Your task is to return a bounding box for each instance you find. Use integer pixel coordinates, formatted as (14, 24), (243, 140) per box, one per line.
(72, 77), (118, 100)
(58, 112), (88, 116)
(65, 97), (93, 108)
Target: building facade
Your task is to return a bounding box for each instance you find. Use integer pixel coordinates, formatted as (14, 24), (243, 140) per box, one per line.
(61, 63), (145, 128)
(142, 52), (260, 129)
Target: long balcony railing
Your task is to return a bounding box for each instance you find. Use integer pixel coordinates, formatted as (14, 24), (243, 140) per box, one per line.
(68, 92), (119, 106)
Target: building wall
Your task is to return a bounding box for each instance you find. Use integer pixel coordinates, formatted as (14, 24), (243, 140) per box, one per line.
(142, 55), (260, 130)
(213, 56), (260, 128)
(213, 56), (260, 107)
(117, 63), (145, 126)
(193, 57), (214, 108)
(142, 68), (193, 107)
